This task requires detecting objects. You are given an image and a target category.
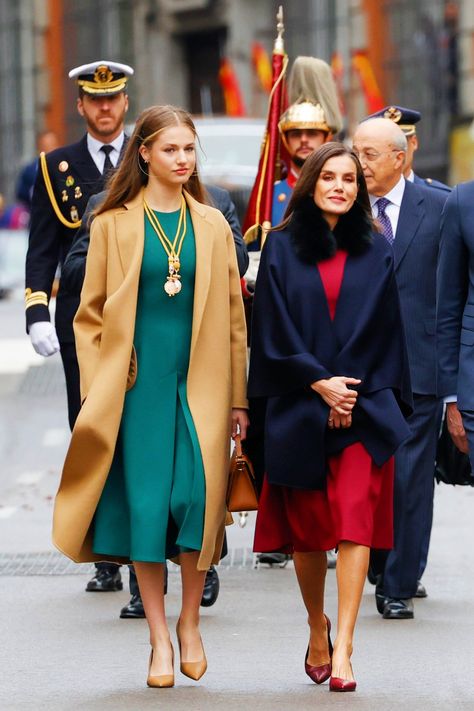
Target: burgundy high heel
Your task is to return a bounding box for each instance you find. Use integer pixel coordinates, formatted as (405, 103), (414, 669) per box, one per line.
(329, 676), (357, 692)
(305, 613), (333, 684)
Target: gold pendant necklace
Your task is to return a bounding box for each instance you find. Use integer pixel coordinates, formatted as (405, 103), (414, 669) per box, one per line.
(144, 197), (187, 297)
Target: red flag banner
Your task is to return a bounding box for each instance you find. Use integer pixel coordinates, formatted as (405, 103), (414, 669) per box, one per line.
(252, 42), (273, 93)
(351, 50), (385, 113)
(331, 51), (346, 117)
(219, 58), (246, 117)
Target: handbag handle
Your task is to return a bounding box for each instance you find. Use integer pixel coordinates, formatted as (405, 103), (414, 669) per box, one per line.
(233, 432), (243, 458)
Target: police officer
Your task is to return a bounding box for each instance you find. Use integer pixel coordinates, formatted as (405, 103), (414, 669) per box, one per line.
(25, 60), (133, 593)
(365, 105), (451, 194)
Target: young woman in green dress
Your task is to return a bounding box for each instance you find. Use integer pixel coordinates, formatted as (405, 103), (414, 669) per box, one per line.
(70, 105), (249, 687)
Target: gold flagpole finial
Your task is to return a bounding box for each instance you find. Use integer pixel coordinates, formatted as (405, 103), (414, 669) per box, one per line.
(274, 6), (285, 54)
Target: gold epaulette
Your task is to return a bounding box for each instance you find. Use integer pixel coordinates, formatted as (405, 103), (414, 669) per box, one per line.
(39, 152), (82, 229)
(25, 287), (48, 310)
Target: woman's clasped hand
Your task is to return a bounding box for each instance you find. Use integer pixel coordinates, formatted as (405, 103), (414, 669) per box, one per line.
(311, 376), (362, 428)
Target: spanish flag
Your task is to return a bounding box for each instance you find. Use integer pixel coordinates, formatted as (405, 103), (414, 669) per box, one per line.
(219, 58), (246, 116)
(331, 51), (346, 116)
(351, 50), (385, 113)
(252, 42), (272, 93)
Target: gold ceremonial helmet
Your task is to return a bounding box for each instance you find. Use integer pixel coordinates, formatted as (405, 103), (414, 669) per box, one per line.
(278, 100), (331, 154)
(279, 100), (331, 134)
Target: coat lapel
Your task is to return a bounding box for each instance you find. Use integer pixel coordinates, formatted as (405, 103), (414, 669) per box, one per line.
(117, 189), (145, 277)
(185, 191), (213, 358)
(71, 135), (102, 183)
(393, 181), (424, 269)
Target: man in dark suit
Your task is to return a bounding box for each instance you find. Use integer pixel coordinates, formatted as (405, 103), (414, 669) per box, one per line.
(25, 60), (133, 593)
(60, 182), (248, 618)
(353, 117), (447, 619)
(437, 181), (474, 467)
(364, 105), (451, 595)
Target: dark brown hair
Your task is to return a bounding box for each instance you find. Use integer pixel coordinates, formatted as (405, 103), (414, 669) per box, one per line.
(277, 141), (373, 230)
(96, 104), (207, 215)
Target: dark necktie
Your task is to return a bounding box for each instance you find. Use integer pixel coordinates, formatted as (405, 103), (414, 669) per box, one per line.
(100, 144), (114, 175)
(375, 197), (394, 244)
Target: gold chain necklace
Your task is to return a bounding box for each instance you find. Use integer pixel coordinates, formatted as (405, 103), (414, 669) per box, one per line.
(144, 197), (187, 297)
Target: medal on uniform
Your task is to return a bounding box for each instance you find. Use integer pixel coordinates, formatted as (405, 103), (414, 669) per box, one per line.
(61, 190), (68, 202)
(144, 197), (186, 297)
(74, 186), (82, 199)
(66, 175), (75, 187)
(70, 205), (79, 222)
(58, 161), (68, 172)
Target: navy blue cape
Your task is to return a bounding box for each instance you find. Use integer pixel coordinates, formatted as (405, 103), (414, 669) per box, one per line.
(247, 229), (413, 490)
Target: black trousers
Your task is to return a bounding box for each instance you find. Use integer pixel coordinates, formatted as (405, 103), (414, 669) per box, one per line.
(59, 340), (81, 431)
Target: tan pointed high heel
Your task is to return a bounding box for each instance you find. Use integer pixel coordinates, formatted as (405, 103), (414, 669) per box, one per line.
(146, 644), (175, 688)
(176, 621), (207, 681)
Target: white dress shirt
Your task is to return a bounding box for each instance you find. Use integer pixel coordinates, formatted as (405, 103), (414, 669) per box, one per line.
(87, 132), (125, 174)
(369, 175), (406, 240)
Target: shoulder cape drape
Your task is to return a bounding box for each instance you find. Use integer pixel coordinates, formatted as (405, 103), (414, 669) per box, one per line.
(247, 228), (412, 490)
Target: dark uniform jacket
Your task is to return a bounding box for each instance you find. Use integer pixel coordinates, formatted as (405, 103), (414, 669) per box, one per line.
(247, 202), (412, 490)
(25, 134), (126, 343)
(413, 173), (451, 194)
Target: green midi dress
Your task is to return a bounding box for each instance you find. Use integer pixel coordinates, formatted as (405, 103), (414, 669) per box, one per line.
(92, 207), (206, 562)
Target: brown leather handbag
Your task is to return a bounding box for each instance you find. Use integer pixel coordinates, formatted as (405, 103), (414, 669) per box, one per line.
(226, 434), (259, 512)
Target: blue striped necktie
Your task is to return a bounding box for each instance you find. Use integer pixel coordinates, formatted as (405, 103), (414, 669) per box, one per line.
(376, 197), (394, 244)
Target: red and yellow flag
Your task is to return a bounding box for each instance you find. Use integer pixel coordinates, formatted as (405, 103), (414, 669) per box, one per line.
(351, 50), (385, 113)
(252, 42), (273, 94)
(331, 51), (346, 117)
(219, 58), (246, 117)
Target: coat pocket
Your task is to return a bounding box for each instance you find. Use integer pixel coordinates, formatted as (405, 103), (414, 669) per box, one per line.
(126, 345), (138, 391)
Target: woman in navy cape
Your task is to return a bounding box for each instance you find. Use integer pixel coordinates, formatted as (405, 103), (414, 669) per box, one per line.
(248, 143), (412, 692)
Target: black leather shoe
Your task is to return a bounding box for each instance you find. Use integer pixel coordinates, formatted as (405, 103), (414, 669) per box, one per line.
(415, 580), (427, 598)
(375, 585), (386, 615)
(200, 565), (220, 607)
(367, 564), (378, 585)
(326, 550), (337, 569)
(86, 568), (123, 592)
(120, 593), (145, 618)
(257, 552), (291, 567)
(382, 597), (414, 619)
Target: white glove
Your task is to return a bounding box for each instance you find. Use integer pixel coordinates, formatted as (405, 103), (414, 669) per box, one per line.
(243, 251), (261, 293)
(29, 321), (60, 357)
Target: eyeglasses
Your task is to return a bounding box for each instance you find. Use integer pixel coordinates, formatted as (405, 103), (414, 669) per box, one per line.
(353, 148), (401, 163)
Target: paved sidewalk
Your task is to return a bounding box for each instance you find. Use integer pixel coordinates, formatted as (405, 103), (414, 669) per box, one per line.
(1, 294), (474, 710)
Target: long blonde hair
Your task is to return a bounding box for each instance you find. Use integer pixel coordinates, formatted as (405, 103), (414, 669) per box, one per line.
(96, 104), (207, 215)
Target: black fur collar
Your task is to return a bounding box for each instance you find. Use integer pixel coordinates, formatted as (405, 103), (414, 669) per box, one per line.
(289, 196), (373, 264)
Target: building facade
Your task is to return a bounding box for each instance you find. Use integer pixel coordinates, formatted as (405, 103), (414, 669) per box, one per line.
(0, 0), (471, 202)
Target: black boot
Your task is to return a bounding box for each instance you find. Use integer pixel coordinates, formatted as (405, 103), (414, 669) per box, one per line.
(86, 563), (122, 592)
(200, 566), (220, 607)
(257, 552), (290, 567)
(120, 564), (168, 619)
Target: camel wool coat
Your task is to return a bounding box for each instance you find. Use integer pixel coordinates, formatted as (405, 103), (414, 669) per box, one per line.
(53, 189), (248, 571)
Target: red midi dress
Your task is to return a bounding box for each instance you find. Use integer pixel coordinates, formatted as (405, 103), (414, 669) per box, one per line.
(253, 249), (394, 553)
